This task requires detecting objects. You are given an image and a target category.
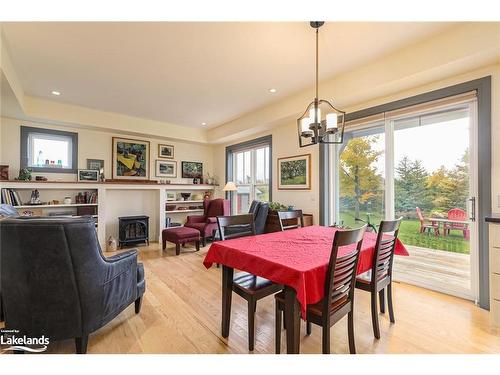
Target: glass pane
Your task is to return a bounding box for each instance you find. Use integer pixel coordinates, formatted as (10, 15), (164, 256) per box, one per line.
(254, 184), (269, 202)
(393, 109), (470, 254)
(235, 151), (252, 184)
(339, 127), (385, 230)
(30, 134), (72, 168)
(236, 185), (251, 214)
(255, 146), (269, 184)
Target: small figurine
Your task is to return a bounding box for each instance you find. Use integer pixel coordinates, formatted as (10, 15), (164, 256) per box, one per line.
(30, 189), (41, 205)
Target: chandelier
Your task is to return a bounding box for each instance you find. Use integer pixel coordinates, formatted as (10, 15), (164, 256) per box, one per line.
(297, 22), (346, 147)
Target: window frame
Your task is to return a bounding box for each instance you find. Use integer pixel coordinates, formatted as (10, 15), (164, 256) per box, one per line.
(226, 135), (272, 213)
(20, 126), (79, 174)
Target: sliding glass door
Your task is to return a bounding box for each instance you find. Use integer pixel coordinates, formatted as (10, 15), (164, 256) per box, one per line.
(329, 97), (479, 301)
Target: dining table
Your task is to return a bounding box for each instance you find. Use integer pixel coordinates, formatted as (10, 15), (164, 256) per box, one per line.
(203, 225), (409, 354)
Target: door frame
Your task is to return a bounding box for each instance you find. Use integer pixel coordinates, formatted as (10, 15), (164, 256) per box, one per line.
(319, 77), (491, 309)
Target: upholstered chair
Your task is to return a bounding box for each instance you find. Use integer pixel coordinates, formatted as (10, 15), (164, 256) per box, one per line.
(0, 217), (145, 354)
(0, 204), (19, 323)
(184, 198), (230, 246)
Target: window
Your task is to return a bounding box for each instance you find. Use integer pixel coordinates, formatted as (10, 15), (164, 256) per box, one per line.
(21, 126), (78, 173)
(226, 135), (272, 214)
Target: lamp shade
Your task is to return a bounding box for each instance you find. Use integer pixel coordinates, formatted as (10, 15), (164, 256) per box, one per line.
(223, 181), (237, 191)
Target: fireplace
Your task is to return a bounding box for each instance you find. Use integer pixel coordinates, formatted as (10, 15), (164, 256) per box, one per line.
(118, 215), (149, 248)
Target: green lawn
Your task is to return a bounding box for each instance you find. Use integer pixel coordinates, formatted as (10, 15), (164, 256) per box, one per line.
(339, 211), (470, 254)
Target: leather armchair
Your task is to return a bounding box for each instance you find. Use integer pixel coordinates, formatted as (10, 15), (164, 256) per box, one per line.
(184, 198), (230, 246)
(0, 217), (145, 354)
(219, 201), (269, 239)
(0, 204), (19, 323)
(249, 200), (269, 235)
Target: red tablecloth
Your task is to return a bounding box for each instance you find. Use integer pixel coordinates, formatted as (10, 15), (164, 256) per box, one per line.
(203, 225), (408, 316)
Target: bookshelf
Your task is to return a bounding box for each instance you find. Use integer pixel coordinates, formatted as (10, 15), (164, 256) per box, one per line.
(0, 181), (218, 247)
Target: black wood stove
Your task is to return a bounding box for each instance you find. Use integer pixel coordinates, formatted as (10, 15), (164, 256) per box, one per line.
(118, 215), (149, 248)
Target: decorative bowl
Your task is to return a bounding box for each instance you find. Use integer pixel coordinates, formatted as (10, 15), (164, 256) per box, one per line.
(180, 192), (191, 201)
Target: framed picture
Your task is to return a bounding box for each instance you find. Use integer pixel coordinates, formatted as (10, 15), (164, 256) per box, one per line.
(158, 144), (174, 159)
(112, 137), (150, 180)
(181, 161), (203, 179)
(78, 169), (99, 182)
(87, 159), (104, 171)
(166, 191), (176, 201)
(155, 160), (177, 178)
(277, 154), (311, 190)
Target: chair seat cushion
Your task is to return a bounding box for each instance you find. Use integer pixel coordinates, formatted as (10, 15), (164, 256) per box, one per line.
(162, 227), (200, 243)
(233, 272), (278, 293)
(275, 291), (348, 317)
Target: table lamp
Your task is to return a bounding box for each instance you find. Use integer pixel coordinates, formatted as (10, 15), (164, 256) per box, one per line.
(223, 181), (237, 213)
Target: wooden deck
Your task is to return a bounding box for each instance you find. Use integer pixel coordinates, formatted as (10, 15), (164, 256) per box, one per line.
(393, 245), (472, 300)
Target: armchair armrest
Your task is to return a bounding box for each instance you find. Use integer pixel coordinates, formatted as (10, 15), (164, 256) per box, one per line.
(105, 249), (138, 263)
(206, 217), (217, 224)
(186, 215), (206, 224)
(103, 249), (138, 284)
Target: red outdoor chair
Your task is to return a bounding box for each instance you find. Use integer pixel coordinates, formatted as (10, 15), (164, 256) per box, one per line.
(444, 208), (469, 239)
(184, 198), (230, 246)
(416, 207), (440, 236)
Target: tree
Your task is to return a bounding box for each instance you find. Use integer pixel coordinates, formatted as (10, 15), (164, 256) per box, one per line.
(395, 157), (431, 214)
(340, 136), (383, 219)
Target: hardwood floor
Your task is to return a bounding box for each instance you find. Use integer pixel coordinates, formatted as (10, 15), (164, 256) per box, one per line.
(4, 242), (500, 354)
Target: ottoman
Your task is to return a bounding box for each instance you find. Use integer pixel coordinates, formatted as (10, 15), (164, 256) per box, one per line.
(162, 226), (201, 255)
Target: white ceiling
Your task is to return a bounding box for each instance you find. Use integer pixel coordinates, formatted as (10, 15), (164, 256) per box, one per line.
(2, 22), (456, 128)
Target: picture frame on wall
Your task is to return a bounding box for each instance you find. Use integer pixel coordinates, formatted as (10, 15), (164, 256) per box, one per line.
(155, 160), (177, 178)
(158, 144), (174, 159)
(78, 169), (99, 182)
(112, 137), (150, 180)
(181, 161), (203, 179)
(87, 159), (104, 171)
(277, 154), (311, 190)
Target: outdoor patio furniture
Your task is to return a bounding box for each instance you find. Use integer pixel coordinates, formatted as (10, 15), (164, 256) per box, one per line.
(443, 208), (469, 239)
(416, 207), (440, 236)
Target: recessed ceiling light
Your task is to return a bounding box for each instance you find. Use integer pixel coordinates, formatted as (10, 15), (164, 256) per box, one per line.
(51, 90), (61, 96)
(201, 122), (207, 126)
(269, 88), (277, 93)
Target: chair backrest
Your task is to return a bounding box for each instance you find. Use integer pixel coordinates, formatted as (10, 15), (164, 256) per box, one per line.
(277, 210), (304, 231)
(415, 207), (425, 223)
(253, 201), (269, 235)
(323, 225), (367, 316)
(217, 214), (256, 240)
(448, 208), (466, 221)
(371, 217), (402, 284)
(0, 217), (108, 338)
(248, 200), (260, 215)
(205, 198), (231, 218)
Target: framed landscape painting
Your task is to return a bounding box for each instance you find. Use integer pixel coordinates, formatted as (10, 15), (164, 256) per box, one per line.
(155, 160), (177, 178)
(158, 144), (174, 159)
(181, 161), (203, 179)
(278, 154), (311, 190)
(112, 137), (150, 180)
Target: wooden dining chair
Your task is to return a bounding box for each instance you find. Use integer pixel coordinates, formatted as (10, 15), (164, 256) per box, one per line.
(274, 225), (367, 354)
(217, 214), (283, 351)
(355, 217), (402, 339)
(277, 210), (304, 231)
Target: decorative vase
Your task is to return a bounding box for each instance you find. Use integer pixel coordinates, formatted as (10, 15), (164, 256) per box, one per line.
(64, 197), (72, 205)
(107, 236), (118, 252)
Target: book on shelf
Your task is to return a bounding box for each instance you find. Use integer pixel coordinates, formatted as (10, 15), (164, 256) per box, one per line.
(1, 188), (22, 206)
